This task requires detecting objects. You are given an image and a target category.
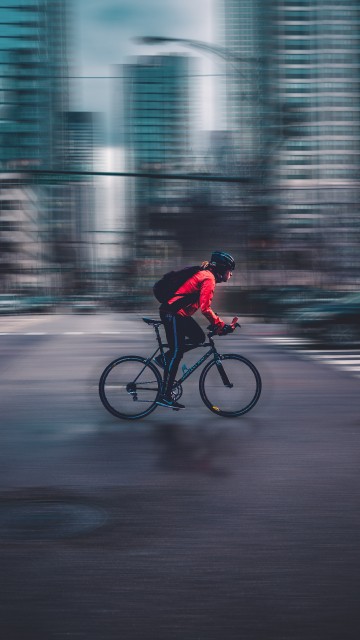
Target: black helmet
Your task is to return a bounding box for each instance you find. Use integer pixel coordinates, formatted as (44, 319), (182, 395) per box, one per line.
(210, 251), (235, 272)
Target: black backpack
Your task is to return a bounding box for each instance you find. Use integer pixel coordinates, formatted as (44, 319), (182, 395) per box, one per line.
(153, 265), (201, 310)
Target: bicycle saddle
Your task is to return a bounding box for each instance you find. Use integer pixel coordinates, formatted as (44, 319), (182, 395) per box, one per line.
(142, 317), (163, 326)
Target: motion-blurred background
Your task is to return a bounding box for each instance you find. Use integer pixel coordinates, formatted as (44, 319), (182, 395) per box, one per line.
(1, 0), (360, 340)
(2, 6), (360, 637)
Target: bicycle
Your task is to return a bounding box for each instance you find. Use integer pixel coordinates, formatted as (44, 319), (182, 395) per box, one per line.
(99, 316), (262, 420)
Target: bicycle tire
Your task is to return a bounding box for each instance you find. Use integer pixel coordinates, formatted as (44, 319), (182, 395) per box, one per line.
(199, 354), (262, 418)
(99, 356), (162, 420)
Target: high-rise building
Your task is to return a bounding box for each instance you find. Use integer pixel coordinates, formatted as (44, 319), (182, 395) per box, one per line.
(123, 54), (193, 172)
(0, 0), (69, 293)
(0, 0), (68, 170)
(123, 54), (195, 260)
(219, 0), (360, 286)
(270, 0), (360, 282)
(64, 111), (102, 292)
(217, 0), (269, 170)
(66, 112), (101, 173)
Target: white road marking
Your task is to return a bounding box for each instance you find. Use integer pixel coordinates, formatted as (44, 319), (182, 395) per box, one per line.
(301, 350), (359, 356)
(259, 336), (308, 345)
(322, 359), (360, 365)
(100, 331), (122, 334)
(257, 335), (360, 379)
(25, 332), (47, 335)
(63, 331), (85, 335)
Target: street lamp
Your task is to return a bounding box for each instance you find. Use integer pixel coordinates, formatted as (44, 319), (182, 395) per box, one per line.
(134, 34), (271, 135)
(135, 35), (300, 147)
(134, 36), (263, 70)
(135, 35), (272, 182)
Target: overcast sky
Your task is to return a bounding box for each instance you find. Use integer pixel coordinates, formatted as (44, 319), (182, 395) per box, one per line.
(72, 0), (216, 134)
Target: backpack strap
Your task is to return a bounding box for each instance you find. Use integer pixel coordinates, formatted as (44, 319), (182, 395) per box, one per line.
(161, 291), (199, 313)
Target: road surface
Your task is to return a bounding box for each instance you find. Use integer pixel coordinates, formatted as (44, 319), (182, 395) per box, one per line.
(0, 313), (359, 639)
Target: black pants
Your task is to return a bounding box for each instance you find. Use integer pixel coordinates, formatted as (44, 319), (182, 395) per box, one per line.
(160, 310), (205, 398)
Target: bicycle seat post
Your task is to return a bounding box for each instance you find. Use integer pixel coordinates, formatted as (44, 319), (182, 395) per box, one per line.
(154, 323), (162, 348)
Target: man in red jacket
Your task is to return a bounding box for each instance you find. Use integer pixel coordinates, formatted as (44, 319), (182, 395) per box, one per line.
(156, 250), (236, 409)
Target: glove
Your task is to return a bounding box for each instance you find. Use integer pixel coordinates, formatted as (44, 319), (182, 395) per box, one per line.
(219, 324), (234, 336)
(207, 323), (223, 334)
(207, 323), (236, 335)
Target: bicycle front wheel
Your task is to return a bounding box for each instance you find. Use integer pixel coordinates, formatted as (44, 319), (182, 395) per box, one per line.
(199, 354), (262, 418)
(99, 356), (162, 420)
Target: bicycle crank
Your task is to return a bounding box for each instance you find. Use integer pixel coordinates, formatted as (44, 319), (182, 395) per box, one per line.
(171, 381), (183, 402)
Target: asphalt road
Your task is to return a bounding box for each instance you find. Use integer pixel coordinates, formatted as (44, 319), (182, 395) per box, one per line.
(0, 313), (360, 640)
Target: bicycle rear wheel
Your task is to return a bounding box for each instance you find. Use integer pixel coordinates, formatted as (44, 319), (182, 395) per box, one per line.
(99, 356), (162, 420)
(199, 354), (261, 417)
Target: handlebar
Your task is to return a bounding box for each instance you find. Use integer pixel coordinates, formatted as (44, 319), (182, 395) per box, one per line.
(207, 316), (241, 338)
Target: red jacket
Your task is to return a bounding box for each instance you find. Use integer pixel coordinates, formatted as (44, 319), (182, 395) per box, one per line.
(167, 269), (225, 328)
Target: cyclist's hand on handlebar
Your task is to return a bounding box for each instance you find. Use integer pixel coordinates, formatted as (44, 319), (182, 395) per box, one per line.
(207, 324), (222, 335)
(219, 324), (234, 336)
(219, 317), (241, 335)
(207, 317), (241, 336)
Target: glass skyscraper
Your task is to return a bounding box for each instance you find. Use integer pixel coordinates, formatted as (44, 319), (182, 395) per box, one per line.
(0, 0), (68, 169)
(0, 0), (69, 294)
(219, 0), (360, 285)
(218, 0), (269, 170)
(123, 54), (194, 261)
(124, 55), (193, 173)
(273, 0), (360, 184)
(271, 0), (360, 281)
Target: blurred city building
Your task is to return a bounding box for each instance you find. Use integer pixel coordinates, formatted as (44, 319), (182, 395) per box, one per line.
(123, 53), (194, 250)
(0, 178), (47, 293)
(216, 0), (360, 296)
(217, 0), (269, 170)
(0, 0), (68, 170)
(64, 111), (102, 294)
(0, 0), (69, 295)
(1, 0), (360, 316)
(270, 0), (360, 287)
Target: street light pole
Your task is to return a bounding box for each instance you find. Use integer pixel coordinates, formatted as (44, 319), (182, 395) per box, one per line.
(135, 35), (272, 193)
(135, 34), (270, 158)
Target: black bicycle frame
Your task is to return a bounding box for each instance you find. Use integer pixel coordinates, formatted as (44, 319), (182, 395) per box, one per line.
(145, 325), (233, 388)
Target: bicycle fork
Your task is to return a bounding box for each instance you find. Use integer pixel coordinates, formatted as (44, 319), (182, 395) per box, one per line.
(215, 356), (233, 388)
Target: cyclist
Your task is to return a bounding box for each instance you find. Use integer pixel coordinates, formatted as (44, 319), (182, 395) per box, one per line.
(155, 250), (236, 409)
